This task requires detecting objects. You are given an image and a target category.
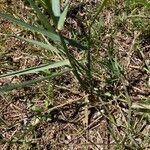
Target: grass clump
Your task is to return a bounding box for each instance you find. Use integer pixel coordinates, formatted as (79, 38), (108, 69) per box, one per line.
(0, 0), (150, 149)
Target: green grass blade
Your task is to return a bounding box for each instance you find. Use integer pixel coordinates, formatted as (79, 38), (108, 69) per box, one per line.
(43, 0), (61, 25)
(0, 70), (69, 92)
(0, 13), (87, 50)
(0, 76), (51, 92)
(57, 1), (69, 30)
(27, 0), (54, 31)
(15, 36), (64, 54)
(43, 0), (55, 21)
(52, 0), (61, 17)
(90, 0), (108, 27)
(0, 59), (70, 78)
(0, 13), (59, 39)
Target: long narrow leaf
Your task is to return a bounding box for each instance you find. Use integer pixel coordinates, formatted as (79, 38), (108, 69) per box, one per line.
(0, 13), (58, 39)
(27, 0), (54, 31)
(0, 70), (70, 92)
(43, 0), (54, 20)
(0, 59), (70, 78)
(15, 36), (64, 54)
(52, 0), (60, 17)
(90, 0), (108, 27)
(0, 13), (87, 50)
(57, 1), (69, 30)
(0, 76), (51, 92)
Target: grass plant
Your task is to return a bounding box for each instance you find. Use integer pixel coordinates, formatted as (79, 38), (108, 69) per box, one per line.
(0, 0), (150, 149)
